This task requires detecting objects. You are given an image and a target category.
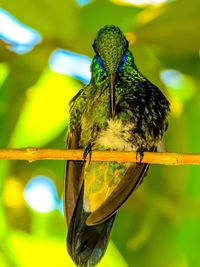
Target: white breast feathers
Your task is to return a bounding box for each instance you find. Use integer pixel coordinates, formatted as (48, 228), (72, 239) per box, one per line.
(94, 119), (136, 151)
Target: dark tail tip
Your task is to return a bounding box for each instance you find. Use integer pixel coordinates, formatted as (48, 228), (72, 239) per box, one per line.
(67, 185), (116, 267)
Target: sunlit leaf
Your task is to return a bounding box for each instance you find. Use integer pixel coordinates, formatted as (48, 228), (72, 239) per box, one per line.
(2, 44), (54, 146)
(9, 231), (128, 267)
(10, 231), (73, 267)
(9, 69), (80, 147)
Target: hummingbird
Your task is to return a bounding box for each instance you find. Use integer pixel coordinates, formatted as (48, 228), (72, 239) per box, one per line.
(64, 25), (170, 267)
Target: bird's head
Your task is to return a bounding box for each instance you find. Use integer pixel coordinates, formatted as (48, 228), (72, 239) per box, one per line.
(93, 25), (129, 75)
(92, 25), (129, 117)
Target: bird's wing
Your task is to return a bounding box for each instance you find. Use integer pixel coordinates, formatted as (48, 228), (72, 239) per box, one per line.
(83, 160), (148, 225)
(64, 132), (83, 226)
(64, 89), (86, 226)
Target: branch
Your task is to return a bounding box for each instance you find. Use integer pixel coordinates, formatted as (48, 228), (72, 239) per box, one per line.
(0, 148), (200, 165)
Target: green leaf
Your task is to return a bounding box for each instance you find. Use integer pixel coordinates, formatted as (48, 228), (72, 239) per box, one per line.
(134, 0), (200, 55)
(1, 0), (78, 42)
(9, 231), (128, 267)
(2, 44), (54, 146)
(9, 68), (80, 147)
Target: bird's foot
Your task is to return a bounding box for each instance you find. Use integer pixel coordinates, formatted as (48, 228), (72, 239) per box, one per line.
(136, 148), (144, 163)
(83, 143), (92, 163)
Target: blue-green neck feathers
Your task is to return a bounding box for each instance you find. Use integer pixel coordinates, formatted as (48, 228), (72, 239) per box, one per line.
(91, 50), (138, 86)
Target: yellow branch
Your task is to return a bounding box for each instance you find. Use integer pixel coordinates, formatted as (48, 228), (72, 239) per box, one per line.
(0, 148), (200, 165)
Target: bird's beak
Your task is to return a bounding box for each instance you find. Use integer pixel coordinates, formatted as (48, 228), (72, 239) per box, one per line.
(109, 73), (116, 118)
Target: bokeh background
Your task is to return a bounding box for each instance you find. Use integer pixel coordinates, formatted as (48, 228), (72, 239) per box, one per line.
(0, 0), (200, 266)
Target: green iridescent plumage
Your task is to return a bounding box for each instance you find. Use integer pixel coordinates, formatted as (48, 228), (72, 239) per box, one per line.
(64, 25), (170, 267)
(93, 25), (127, 74)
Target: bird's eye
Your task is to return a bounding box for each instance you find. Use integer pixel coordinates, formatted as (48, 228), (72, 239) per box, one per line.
(118, 51), (128, 72)
(96, 55), (105, 71)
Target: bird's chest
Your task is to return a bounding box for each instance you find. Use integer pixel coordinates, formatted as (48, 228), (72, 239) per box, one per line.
(80, 88), (110, 147)
(79, 85), (136, 151)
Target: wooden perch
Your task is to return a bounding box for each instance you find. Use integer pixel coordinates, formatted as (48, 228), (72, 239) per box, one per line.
(0, 148), (200, 165)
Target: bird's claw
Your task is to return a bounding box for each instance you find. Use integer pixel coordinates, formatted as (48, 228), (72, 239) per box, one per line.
(83, 143), (92, 163)
(136, 149), (144, 163)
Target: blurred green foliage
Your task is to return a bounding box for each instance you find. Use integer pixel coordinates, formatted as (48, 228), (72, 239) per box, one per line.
(0, 0), (200, 266)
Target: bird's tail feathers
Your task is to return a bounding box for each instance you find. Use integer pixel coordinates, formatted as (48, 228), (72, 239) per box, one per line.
(67, 183), (116, 267)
